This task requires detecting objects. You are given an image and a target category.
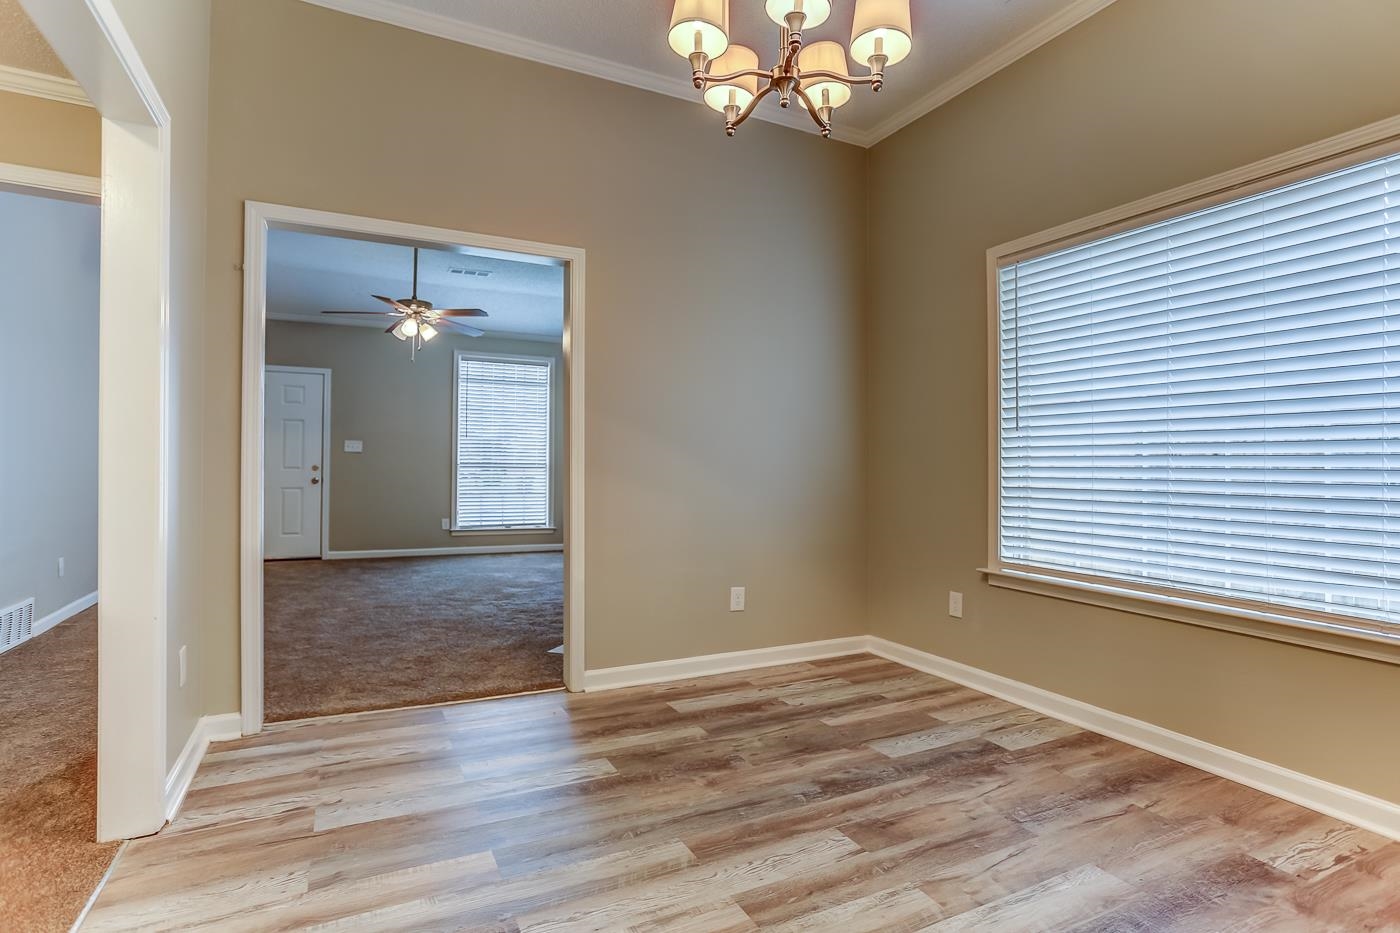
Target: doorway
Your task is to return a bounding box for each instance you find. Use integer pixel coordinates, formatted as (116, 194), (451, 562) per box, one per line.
(240, 203), (586, 733)
(0, 174), (112, 930)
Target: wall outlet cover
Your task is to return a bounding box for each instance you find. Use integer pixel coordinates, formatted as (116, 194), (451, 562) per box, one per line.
(57, 557), (65, 577)
(441, 518), (450, 530)
(948, 591), (964, 619)
(179, 645), (188, 687)
(729, 586), (746, 612)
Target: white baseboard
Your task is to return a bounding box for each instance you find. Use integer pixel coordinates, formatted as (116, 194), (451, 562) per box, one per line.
(163, 712), (242, 822)
(581, 631), (1400, 840)
(323, 544), (563, 560)
(32, 590), (98, 643)
(867, 636), (1400, 842)
(582, 636), (869, 691)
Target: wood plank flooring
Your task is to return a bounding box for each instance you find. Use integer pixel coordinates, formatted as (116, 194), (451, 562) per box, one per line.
(83, 656), (1400, 931)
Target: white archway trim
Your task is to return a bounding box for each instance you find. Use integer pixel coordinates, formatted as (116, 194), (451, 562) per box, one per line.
(0, 160), (100, 200)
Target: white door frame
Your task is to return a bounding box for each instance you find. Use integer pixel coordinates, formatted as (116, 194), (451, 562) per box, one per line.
(19, 0), (174, 843)
(0, 162), (102, 201)
(265, 365), (333, 560)
(241, 201), (586, 734)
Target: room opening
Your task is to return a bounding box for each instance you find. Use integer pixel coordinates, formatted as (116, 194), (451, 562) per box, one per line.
(259, 226), (568, 722)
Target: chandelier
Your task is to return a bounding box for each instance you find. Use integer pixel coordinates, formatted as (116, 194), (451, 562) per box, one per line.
(668, 0), (913, 139)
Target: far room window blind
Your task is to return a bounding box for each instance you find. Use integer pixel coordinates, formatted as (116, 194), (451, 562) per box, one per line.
(454, 354), (552, 530)
(998, 151), (1400, 625)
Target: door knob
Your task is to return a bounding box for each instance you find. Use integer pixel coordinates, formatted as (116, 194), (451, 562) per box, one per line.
(311, 464), (320, 472)
(311, 477), (321, 485)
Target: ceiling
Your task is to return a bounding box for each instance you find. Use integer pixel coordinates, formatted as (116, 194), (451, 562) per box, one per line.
(0, 0), (70, 77)
(267, 229), (565, 340)
(304, 0), (1116, 145)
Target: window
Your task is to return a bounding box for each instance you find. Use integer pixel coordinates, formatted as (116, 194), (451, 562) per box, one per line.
(453, 352), (552, 531)
(996, 150), (1400, 627)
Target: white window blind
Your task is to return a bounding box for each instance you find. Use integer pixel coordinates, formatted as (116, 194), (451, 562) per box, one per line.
(454, 354), (552, 530)
(998, 151), (1400, 625)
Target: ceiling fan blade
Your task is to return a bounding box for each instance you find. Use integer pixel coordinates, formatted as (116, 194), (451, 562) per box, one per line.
(385, 322), (401, 334)
(321, 310), (398, 315)
(439, 319), (485, 337)
(437, 309), (489, 317)
(372, 294), (410, 311)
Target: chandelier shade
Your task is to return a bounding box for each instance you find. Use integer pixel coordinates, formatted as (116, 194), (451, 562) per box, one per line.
(798, 41), (853, 109)
(703, 45), (761, 113)
(764, 0), (832, 30)
(668, 0), (731, 60)
(850, 0), (913, 67)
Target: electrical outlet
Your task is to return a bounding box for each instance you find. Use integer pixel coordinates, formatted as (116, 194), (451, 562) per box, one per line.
(729, 586), (746, 612)
(179, 645), (188, 687)
(948, 591), (964, 619)
(57, 557), (65, 578)
(441, 518), (450, 530)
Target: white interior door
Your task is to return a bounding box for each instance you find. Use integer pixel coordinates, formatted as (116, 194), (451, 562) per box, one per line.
(265, 368), (326, 559)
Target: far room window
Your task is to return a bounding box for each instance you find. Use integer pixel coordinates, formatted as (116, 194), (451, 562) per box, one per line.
(995, 149), (1400, 627)
(453, 352), (552, 531)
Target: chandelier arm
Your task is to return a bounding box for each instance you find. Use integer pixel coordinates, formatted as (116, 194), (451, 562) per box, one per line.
(798, 71), (878, 87)
(792, 84), (832, 136)
(727, 83), (777, 134)
(696, 68), (774, 86)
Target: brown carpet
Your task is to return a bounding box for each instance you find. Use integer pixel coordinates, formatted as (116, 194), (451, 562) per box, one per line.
(0, 606), (119, 932)
(264, 552), (564, 722)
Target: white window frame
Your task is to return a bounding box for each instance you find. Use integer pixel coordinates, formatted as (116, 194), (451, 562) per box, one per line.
(451, 349), (555, 534)
(983, 116), (1400, 666)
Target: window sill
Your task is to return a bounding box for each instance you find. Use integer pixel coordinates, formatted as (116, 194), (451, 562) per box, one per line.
(451, 527), (557, 537)
(979, 565), (1400, 667)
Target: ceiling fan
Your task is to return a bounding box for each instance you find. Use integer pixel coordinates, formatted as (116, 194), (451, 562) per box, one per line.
(321, 247), (489, 357)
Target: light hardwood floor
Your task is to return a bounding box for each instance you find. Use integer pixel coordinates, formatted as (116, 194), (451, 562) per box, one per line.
(84, 655), (1400, 931)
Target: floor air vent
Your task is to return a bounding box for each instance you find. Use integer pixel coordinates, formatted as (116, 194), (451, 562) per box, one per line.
(0, 598), (35, 654)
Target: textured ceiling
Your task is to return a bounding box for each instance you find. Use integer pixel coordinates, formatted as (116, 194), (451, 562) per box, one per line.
(0, 0), (70, 77)
(268, 229), (564, 340)
(320, 0), (1103, 142)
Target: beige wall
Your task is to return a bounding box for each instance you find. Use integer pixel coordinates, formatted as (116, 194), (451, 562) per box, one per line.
(266, 321), (565, 552)
(0, 89), (98, 176)
(201, 0), (868, 709)
(866, 0), (1400, 803)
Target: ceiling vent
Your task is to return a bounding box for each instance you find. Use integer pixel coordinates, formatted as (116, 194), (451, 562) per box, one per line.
(447, 267), (492, 278)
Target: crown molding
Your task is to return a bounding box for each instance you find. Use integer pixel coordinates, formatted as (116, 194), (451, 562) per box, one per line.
(299, 0), (1117, 149)
(865, 0), (1120, 145)
(0, 63), (92, 107)
(298, 0), (873, 146)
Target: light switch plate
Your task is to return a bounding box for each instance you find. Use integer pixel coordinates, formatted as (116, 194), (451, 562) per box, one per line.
(344, 440), (364, 453)
(948, 591), (964, 619)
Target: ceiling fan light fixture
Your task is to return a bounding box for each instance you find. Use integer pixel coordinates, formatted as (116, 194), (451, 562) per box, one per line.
(401, 317), (420, 338)
(419, 322), (438, 342)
